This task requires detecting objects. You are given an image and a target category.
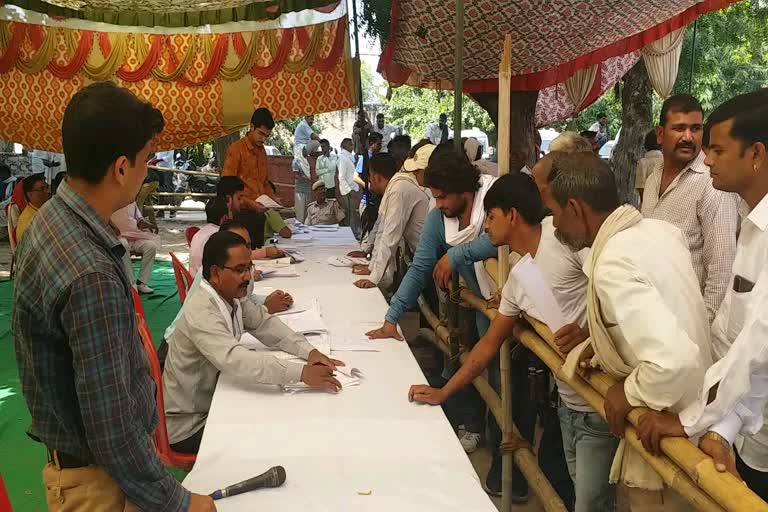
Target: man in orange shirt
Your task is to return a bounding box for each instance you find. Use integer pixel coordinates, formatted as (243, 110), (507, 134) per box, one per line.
(223, 108), (276, 245)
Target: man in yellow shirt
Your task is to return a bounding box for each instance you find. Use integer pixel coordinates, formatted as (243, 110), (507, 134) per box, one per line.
(16, 174), (50, 241)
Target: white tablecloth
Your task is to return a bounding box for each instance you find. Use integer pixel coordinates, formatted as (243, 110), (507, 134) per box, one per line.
(182, 228), (496, 511)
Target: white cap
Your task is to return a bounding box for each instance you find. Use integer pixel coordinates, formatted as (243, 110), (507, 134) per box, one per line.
(403, 144), (437, 172)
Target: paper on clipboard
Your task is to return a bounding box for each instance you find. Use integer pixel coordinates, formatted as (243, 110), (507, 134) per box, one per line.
(510, 254), (567, 333)
(256, 195), (282, 209)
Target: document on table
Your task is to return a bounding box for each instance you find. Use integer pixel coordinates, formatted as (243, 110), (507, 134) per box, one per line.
(510, 254), (567, 333)
(309, 224), (340, 232)
(325, 256), (368, 267)
(255, 194), (282, 209)
(279, 299), (327, 334)
(239, 332), (330, 361)
(283, 366), (364, 393)
(331, 335), (381, 352)
(292, 233), (314, 241)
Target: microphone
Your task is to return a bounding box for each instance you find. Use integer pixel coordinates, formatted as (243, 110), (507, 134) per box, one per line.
(209, 466), (286, 500)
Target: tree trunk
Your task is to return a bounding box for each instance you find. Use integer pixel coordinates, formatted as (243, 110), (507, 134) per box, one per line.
(611, 59), (653, 205)
(213, 131), (242, 170)
(471, 91), (539, 168)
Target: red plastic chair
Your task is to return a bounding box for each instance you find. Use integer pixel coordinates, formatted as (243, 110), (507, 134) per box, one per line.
(185, 226), (200, 248)
(169, 252), (194, 305)
(131, 288), (197, 471)
(0, 471), (12, 512)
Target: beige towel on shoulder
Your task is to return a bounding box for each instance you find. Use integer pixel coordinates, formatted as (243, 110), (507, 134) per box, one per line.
(562, 205), (664, 491)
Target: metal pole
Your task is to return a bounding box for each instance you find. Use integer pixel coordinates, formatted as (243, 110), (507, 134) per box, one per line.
(688, 19), (698, 94)
(453, 0), (464, 153)
(350, 0), (364, 107)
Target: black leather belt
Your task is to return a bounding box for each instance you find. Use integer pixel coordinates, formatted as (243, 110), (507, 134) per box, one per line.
(47, 448), (89, 469)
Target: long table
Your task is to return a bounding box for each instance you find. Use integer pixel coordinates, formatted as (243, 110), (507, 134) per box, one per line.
(182, 227), (497, 512)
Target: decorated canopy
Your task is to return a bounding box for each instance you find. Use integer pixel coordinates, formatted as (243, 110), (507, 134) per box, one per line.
(379, 0), (737, 126)
(0, 0), (356, 151)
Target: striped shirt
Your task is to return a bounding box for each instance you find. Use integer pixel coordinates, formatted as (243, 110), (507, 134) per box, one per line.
(641, 151), (740, 323)
(12, 181), (189, 512)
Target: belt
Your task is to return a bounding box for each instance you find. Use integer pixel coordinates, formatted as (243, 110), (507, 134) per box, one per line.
(47, 448), (90, 469)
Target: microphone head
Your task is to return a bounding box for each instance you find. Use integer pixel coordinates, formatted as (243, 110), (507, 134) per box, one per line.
(272, 466), (287, 487)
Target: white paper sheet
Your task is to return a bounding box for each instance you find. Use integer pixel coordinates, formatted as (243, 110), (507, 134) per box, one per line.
(279, 301), (327, 334)
(309, 224), (340, 231)
(256, 194), (283, 209)
(292, 233), (314, 241)
(325, 256), (368, 267)
(510, 254), (567, 333)
(283, 367), (364, 393)
(331, 336), (382, 352)
(239, 332), (331, 361)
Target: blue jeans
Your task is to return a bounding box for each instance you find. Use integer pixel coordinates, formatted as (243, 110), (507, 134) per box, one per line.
(558, 404), (619, 512)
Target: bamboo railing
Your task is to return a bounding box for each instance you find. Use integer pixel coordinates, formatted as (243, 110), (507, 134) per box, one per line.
(456, 285), (768, 512)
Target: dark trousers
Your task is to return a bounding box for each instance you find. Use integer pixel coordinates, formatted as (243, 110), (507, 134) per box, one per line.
(170, 425), (205, 455)
(234, 209), (266, 249)
(326, 186), (336, 200)
(737, 449), (768, 502)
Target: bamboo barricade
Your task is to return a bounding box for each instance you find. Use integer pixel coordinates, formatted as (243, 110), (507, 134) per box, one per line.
(147, 164), (219, 178)
(415, 294), (568, 512)
(457, 285), (768, 512)
(496, 34), (516, 512)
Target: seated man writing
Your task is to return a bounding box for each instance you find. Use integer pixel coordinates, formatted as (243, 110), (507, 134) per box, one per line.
(163, 230), (343, 454)
(305, 180), (345, 226)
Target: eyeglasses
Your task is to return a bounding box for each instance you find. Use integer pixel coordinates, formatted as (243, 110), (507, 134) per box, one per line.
(222, 263), (254, 277)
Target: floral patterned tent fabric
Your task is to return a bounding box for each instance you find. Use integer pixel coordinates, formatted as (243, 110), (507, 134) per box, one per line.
(0, 1), (355, 151)
(379, 0), (737, 126)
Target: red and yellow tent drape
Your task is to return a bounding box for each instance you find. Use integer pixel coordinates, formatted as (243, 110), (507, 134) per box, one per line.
(0, 1), (356, 151)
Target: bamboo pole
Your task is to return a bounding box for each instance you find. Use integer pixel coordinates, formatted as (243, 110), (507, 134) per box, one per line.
(452, 0), (465, 154)
(457, 286), (768, 512)
(416, 295), (567, 512)
(152, 192), (216, 198)
(148, 165), (219, 178)
(496, 33), (516, 512)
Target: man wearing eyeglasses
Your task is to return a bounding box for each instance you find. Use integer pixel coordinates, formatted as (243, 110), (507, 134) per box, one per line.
(162, 230), (344, 455)
(15, 174), (50, 241)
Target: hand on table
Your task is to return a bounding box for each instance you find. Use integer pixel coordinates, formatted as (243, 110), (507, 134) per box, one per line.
(307, 349), (345, 369)
(433, 254), (453, 290)
(408, 385), (447, 405)
(301, 363), (342, 392)
(553, 323), (588, 355)
(189, 493), (216, 511)
(700, 432), (740, 477)
(264, 290), (293, 314)
(266, 246), (284, 258)
(366, 321), (403, 341)
(352, 264), (370, 275)
(347, 250), (367, 258)
(636, 410), (686, 455)
(604, 380), (633, 438)
(354, 279), (377, 289)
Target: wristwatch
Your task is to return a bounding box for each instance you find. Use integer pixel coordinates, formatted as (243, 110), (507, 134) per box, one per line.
(701, 431), (732, 451)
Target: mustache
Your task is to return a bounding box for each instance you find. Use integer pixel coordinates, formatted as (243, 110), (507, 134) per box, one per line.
(675, 141), (697, 150)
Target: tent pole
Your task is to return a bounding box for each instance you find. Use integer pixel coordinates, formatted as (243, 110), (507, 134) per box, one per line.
(688, 18), (698, 94)
(453, 0), (464, 153)
(350, 0), (364, 106)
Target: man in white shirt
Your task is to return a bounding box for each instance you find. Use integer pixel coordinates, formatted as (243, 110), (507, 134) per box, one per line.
(588, 112), (609, 148)
(425, 113), (451, 145)
(542, 151), (712, 509)
(352, 152), (429, 291)
(111, 200), (158, 293)
(337, 138), (365, 238)
(315, 139), (338, 198)
(641, 94), (739, 323)
(636, 89), (768, 500)
(409, 172), (618, 510)
(163, 230), (342, 454)
(634, 129), (663, 199)
(372, 113), (400, 151)
(188, 196), (229, 278)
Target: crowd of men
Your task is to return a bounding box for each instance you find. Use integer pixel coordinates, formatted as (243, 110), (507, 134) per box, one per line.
(9, 79), (768, 512)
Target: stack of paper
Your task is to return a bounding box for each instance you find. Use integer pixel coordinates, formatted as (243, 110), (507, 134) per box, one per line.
(255, 195), (283, 209)
(283, 367), (364, 393)
(281, 247), (306, 263)
(279, 299), (327, 335)
(309, 224), (340, 232)
(292, 233), (314, 241)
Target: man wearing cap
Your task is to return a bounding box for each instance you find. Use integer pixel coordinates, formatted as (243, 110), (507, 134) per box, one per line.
(352, 152), (430, 290)
(305, 180), (345, 226)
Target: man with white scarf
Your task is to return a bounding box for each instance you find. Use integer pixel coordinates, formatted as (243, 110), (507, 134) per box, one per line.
(541, 151), (712, 510)
(163, 231), (342, 455)
(366, 150), (498, 341)
(352, 152), (429, 291)
(636, 89), (768, 501)
(293, 140), (320, 223)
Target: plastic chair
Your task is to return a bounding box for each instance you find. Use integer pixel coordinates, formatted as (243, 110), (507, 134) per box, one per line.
(0, 471), (11, 512)
(5, 202), (18, 278)
(131, 288), (197, 471)
(169, 252), (193, 305)
(184, 226), (200, 247)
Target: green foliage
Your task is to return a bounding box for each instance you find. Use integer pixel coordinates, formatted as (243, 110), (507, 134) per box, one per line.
(386, 86), (497, 144)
